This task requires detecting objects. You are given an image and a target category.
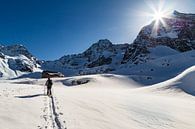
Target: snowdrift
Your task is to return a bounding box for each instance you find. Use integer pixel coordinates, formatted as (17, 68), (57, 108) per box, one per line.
(152, 65), (195, 96)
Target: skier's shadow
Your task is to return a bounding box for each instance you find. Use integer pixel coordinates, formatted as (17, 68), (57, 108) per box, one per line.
(15, 94), (45, 98)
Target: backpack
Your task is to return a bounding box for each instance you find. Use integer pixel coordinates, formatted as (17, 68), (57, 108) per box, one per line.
(47, 80), (53, 88)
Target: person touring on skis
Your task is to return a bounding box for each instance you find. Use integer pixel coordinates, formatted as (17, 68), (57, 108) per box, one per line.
(45, 77), (53, 96)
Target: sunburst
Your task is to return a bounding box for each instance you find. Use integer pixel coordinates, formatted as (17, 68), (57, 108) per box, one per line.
(138, 0), (172, 36)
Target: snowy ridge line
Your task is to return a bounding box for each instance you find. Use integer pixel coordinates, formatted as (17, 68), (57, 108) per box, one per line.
(50, 95), (67, 129)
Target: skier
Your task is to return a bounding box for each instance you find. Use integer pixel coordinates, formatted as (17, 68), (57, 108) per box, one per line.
(45, 77), (53, 96)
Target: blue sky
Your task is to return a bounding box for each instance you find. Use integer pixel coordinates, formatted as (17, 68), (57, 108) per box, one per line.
(0, 0), (194, 60)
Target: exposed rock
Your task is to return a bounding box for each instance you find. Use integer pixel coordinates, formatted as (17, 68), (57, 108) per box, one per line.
(8, 58), (34, 72)
(0, 52), (5, 59)
(87, 56), (112, 68)
(42, 39), (128, 75)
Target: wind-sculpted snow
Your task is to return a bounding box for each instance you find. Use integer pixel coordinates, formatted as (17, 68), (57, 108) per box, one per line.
(149, 65), (195, 96)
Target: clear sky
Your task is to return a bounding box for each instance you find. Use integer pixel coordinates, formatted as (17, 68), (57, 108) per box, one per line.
(0, 0), (194, 60)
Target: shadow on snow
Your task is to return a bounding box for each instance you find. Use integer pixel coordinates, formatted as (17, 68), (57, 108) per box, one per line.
(15, 94), (45, 98)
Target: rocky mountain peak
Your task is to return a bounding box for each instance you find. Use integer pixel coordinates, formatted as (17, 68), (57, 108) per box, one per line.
(133, 10), (195, 48)
(86, 39), (113, 51)
(122, 11), (195, 64)
(82, 39), (114, 58)
(0, 44), (35, 60)
(0, 44), (40, 78)
(95, 39), (112, 46)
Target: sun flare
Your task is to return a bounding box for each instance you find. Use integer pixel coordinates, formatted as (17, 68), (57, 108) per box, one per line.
(138, 0), (173, 36)
(151, 10), (168, 30)
(152, 11), (165, 21)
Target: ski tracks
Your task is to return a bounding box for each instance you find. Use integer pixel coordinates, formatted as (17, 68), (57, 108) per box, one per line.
(39, 94), (67, 129)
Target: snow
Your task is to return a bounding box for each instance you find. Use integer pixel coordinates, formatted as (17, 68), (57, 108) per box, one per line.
(0, 54), (41, 79)
(165, 31), (178, 38)
(114, 50), (195, 85)
(0, 10), (194, 128)
(0, 84), (44, 129)
(1, 67), (195, 129)
(0, 44), (40, 78)
(150, 65), (195, 95)
(151, 30), (179, 39)
(148, 45), (179, 58)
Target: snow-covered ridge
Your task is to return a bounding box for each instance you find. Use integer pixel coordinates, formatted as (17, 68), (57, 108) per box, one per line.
(42, 39), (128, 76)
(0, 44), (35, 60)
(173, 10), (195, 19)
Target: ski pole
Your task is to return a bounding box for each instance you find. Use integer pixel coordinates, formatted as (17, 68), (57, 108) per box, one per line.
(52, 86), (54, 96)
(44, 84), (46, 95)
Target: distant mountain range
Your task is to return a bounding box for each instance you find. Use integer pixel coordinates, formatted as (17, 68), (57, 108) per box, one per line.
(0, 10), (195, 84)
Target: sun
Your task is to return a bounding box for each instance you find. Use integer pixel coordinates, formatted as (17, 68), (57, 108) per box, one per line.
(149, 9), (170, 36)
(140, 0), (173, 36)
(135, 0), (173, 36)
(152, 11), (165, 22)
(151, 9), (171, 33)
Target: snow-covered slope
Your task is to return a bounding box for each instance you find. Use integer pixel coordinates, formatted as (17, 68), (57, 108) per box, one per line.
(0, 44), (41, 78)
(115, 50), (195, 85)
(148, 65), (195, 96)
(1, 65), (195, 129)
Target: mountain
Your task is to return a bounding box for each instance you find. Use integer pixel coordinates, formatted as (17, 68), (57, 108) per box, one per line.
(1, 10), (195, 129)
(42, 11), (195, 83)
(122, 10), (195, 64)
(41, 39), (129, 75)
(0, 10), (195, 84)
(0, 44), (41, 78)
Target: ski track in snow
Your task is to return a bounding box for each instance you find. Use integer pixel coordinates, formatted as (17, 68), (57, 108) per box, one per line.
(0, 83), (67, 129)
(40, 92), (67, 129)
